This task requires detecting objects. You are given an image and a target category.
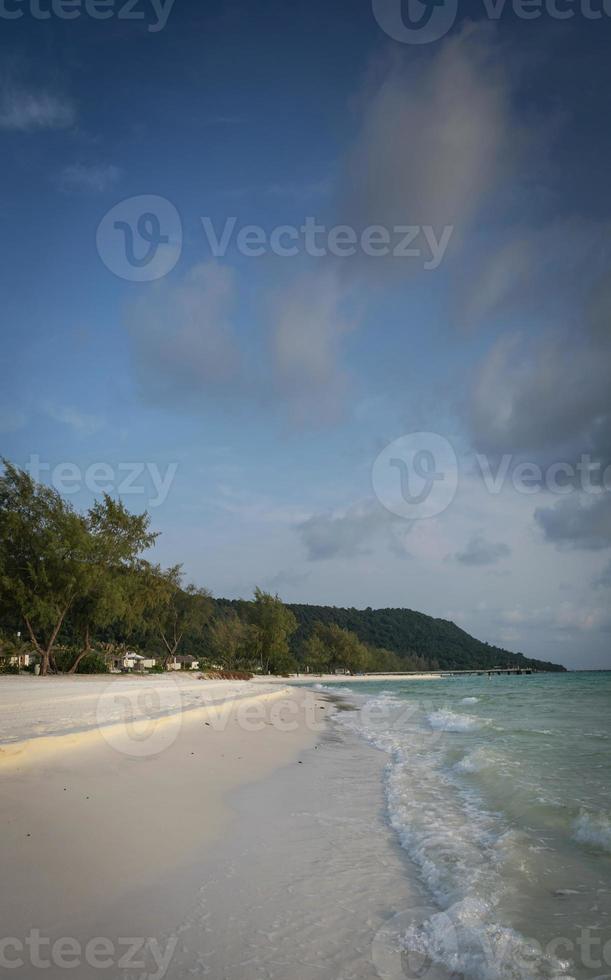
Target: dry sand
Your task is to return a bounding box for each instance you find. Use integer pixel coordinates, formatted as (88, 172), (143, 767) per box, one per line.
(0, 675), (422, 979)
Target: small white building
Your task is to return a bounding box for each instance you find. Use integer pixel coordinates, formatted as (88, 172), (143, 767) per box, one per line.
(167, 655), (200, 670)
(1, 651), (34, 670)
(111, 651), (157, 672)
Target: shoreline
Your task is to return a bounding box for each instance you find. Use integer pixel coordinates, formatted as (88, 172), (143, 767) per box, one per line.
(0, 672), (442, 764)
(287, 672), (443, 681)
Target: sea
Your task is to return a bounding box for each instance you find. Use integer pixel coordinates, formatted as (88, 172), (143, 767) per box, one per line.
(313, 671), (611, 980)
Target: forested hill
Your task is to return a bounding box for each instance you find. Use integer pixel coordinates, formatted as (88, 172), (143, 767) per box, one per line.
(283, 603), (565, 672)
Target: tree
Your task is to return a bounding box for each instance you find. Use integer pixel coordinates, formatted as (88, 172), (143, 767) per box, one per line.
(0, 462), (91, 675)
(66, 497), (157, 673)
(302, 631), (329, 674)
(303, 622), (368, 674)
(152, 566), (213, 668)
(207, 611), (253, 669)
(246, 588), (297, 674)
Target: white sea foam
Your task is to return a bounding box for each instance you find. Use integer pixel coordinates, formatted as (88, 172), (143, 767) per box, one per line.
(461, 696), (480, 704)
(313, 683), (352, 693)
(572, 810), (611, 853)
(335, 679), (610, 980)
(428, 709), (482, 732)
(402, 897), (573, 980)
(455, 747), (494, 773)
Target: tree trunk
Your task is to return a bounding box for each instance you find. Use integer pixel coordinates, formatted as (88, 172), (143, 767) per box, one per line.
(162, 642), (180, 670)
(25, 603), (71, 676)
(68, 625), (91, 674)
(160, 627), (181, 669)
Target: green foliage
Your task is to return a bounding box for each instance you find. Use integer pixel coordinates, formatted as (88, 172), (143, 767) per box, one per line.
(54, 647), (109, 674)
(302, 622), (369, 673)
(286, 603), (564, 672)
(206, 611), (254, 669)
(66, 496), (158, 673)
(245, 588), (298, 674)
(0, 461), (91, 674)
(149, 565), (214, 667)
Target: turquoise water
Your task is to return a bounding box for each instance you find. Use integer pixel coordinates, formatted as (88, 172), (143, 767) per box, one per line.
(317, 672), (611, 980)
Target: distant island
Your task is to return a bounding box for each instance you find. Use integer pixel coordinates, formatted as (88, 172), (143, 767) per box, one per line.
(216, 599), (566, 674)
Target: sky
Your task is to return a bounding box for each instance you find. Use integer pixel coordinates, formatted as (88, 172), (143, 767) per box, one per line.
(1, 0), (610, 669)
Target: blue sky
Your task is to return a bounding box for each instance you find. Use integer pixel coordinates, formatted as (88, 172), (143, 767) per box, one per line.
(1, 0), (611, 667)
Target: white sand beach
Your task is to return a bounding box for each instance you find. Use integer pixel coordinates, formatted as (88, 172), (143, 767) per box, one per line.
(0, 675), (419, 980)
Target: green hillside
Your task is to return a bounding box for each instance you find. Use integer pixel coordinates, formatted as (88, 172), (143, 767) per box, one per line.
(284, 603), (565, 672)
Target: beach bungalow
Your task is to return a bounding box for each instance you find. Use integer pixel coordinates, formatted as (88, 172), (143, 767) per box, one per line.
(0, 650), (34, 670)
(167, 655), (200, 670)
(109, 651), (157, 672)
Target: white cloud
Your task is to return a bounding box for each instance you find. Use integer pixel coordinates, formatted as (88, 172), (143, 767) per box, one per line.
(501, 603), (611, 633)
(58, 163), (121, 193)
(454, 531), (511, 566)
(341, 25), (513, 246)
(0, 85), (75, 131)
(297, 499), (404, 561)
(127, 263), (242, 408)
(268, 269), (354, 425)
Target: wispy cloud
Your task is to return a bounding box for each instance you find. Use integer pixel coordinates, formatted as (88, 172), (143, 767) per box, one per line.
(45, 404), (104, 437)
(454, 532), (511, 566)
(127, 263), (242, 409)
(268, 269), (354, 426)
(0, 84), (75, 131)
(297, 499), (404, 561)
(340, 25), (514, 261)
(58, 163), (121, 193)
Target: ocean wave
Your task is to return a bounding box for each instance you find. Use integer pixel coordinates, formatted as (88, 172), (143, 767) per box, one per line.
(572, 810), (611, 853)
(401, 897), (574, 980)
(312, 683), (352, 694)
(337, 692), (577, 980)
(428, 709), (483, 732)
(461, 696), (480, 704)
